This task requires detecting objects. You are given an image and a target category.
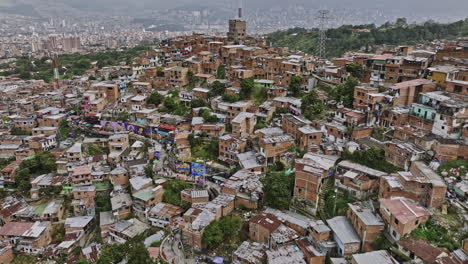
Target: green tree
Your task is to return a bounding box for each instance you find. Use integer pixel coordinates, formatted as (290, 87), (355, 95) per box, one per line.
(395, 17), (408, 27)
(199, 109), (218, 123)
(10, 126), (32, 135)
(219, 216), (243, 239)
(342, 147), (401, 173)
(240, 78), (254, 99)
(330, 77), (359, 107)
(216, 65), (226, 79)
(252, 86), (268, 105)
(261, 170), (294, 210)
(301, 90), (325, 120)
(191, 99), (206, 108)
(202, 216), (243, 249)
(203, 221), (224, 248)
(345, 63), (364, 79)
(146, 92), (164, 107)
(163, 96), (188, 116)
(97, 236), (156, 264)
(144, 164), (154, 178)
(162, 180), (191, 208)
(209, 81), (227, 97)
(76, 259), (89, 264)
(14, 151), (57, 194)
(59, 119), (70, 139)
(187, 70), (199, 89)
(222, 94), (240, 103)
(0, 157), (15, 170)
(289, 76), (302, 97)
(95, 192), (112, 213)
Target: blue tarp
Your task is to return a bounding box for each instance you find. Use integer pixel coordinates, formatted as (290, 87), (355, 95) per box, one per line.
(212, 257), (224, 264)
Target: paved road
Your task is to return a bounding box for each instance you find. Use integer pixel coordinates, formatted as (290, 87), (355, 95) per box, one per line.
(162, 233), (187, 264)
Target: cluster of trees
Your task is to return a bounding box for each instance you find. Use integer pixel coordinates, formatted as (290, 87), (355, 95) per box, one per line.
(216, 65), (226, 79)
(188, 133), (219, 161)
(261, 162), (295, 210)
(59, 119), (71, 140)
(161, 91), (188, 116)
(97, 234), (156, 264)
(345, 63), (365, 80)
(240, 78), (255, 99)
(0, 45), (150, 81)
(323, 187), (355, 219)
(14, 151), (57, 194)
(202, 216), (243, 249)
(329, 77), (359, 108)
(208, 81), (227, 98)
(146, 91), (164, 107)
(238, 77), (268, 105)
(187, 70), (202, 89)
(222, 93), (240, 103)
(412, 219), (464, 251)
(342, 147), (401, 173)
(289, 76), (302, 97)
(162, 180), (191, 209)
(268, 19), (468, 58)
(198, 108), (218, 123)
(301, 90), (325, 120)
(0, 157), (15, 170)
(95, 192), (112, 214)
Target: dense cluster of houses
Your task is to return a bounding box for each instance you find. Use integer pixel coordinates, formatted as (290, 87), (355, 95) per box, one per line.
(0, 16), (467, 264)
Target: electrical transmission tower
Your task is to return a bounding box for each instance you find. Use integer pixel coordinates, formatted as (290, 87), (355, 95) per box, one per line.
(317, 10), (330, 59)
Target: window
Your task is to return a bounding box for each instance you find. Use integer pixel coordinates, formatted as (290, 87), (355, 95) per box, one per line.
(394, 218), (399, 225)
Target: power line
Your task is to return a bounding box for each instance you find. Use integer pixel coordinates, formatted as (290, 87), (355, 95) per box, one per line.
(317, 10), (330, 59)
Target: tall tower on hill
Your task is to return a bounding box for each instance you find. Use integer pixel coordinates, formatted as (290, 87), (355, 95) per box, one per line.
(227, 0), (247, 43)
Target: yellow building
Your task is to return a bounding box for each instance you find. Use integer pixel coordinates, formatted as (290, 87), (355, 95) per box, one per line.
(427, 65), (459, 88)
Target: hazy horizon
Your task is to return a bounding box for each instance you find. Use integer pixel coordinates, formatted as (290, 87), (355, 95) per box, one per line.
(1, 0), (468, 20)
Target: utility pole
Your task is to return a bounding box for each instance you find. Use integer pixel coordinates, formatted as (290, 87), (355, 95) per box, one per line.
(317, 10), (330, 59)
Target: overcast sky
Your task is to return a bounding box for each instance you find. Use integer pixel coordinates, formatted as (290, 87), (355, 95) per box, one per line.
(1, 0), (468, 19)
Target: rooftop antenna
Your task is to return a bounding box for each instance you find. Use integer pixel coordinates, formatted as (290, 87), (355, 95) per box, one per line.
(51, 53), (60, 90)
(317, 10), (330, 59)
(238, 0), (243, 19)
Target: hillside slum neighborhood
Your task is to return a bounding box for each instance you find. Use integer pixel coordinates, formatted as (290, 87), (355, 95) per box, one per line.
(0, 17), (467, 264)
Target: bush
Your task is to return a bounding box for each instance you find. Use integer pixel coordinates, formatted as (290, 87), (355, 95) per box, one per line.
(147, 92), (164, 107)
(412, 219), (462, 251)
(342, 147), (401, 173)
(10, 126), (31, 135)
(261, 170), (294, 210)
(371, 235), (393, 250)
(162, 180), (191, 208)
(202, 216), (243, 249)
(222, 93), (240, 103)
(437, 159), (468, 179)
(14, 151), (57, 194)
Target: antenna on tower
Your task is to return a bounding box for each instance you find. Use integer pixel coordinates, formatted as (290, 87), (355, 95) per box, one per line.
(238, 0), (243, 19)
(51, 53), (60, 90)
(50, 52), (65, 107)
(317, 10), (330, 59)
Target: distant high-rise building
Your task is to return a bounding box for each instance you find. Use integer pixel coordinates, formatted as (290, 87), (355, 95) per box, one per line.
(31, 39), (43, 53)
(63, 36), (81, 53)
(48, 34), (60, 50)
